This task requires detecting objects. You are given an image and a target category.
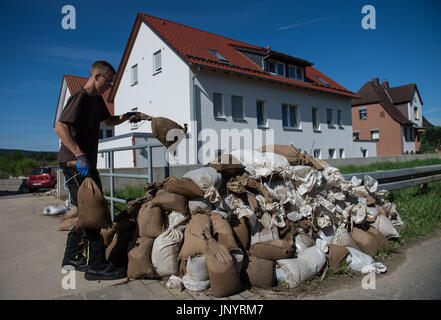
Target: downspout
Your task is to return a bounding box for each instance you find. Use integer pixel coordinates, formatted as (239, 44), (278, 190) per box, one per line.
(191, 63), (201, 164)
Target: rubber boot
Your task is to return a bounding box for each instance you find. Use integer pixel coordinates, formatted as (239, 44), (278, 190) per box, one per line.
(61, 228), (87, 272)
(84, 239), (127, 281)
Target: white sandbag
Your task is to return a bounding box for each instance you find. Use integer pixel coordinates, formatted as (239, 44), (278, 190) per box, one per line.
(364, 175), (378, 193)
(261, 152), (291, 178)
(361, 262), (387, 274)
(182, 274), (210, 292)
(350, 201), (367, 224)
(186, 255), (209, 281)
(231, 149), (273, 179)
(345, 246), (374, 272)
(183, 167), (223, 203)
(322, 166), (344, 187)
(151, 211), (186, 276)
(248, 213), (279, 245)
(294, 233), (315, 252)
(225, 194), (254, 219)
(42, 205), (70, 216)
(317, 214), (332, 229)
(188, 198), (213, 212)
(373, 214), (400, 239)
(366, 206), (379, 222)
(275, 267), (288, 283)
(317, 225), (334, 245)
(327, 190), (346, 202)
(256, 194), (279, 212)
(317, 196), (336, 213)
(277, 246), (327, 288)
(166, 275), (183, 290)
(351, 176), (362, 187)
(332, 226), (360, 250)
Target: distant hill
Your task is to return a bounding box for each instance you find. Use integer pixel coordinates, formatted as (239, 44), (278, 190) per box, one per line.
(0, 149), (58, 157)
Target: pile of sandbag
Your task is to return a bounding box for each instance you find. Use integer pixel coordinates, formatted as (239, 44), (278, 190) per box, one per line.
(68, 144), (405, 297)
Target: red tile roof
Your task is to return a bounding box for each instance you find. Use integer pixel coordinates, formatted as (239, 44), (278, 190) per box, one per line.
(109, 13), (356, 102)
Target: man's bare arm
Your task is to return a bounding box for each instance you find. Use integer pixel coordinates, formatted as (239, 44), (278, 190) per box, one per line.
(54, 122), (84, 157)
(104, 114), (130, 127)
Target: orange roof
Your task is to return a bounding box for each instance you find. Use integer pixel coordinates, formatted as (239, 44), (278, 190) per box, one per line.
(109, 13), (356, 102)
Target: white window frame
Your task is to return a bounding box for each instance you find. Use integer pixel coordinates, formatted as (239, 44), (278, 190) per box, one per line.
(131, 64), (138, 86)
(153, 50), (162, 74)
(359, 108), (367, 120)
(312, 107), (320, 131)
(213, 92), (225, 119)
(353, 131), (359, 141)
(328, 148), (336, 159)
(339, 148), (345, 159)
(327, 108), (334, 127)
(337, 110), (343, 127)
(232, 95), (244, 121)
(282, 104), (300, 129)
(313, 149), (321, 159)
(414, 107), (419, 120)
(371, 129), (379, 141)
(268, 60), (285, 76)
(256, 100), (268, 128)
(288, 64), (304, 81)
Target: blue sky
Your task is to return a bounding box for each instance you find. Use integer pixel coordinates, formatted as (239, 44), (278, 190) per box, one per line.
(0, 0), (440, 151)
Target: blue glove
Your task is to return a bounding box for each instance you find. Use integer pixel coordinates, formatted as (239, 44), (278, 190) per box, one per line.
(76, 154), (90, 176)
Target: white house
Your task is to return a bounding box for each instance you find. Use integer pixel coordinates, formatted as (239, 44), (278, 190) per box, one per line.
(55, 13), (377, 169)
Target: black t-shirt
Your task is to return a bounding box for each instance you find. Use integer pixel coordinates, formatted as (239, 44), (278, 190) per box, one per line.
(57, 88), (111, 168)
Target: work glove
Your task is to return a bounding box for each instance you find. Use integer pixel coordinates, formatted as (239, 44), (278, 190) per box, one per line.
(125, 112), (152, 123)
(76, 154), (90, 176)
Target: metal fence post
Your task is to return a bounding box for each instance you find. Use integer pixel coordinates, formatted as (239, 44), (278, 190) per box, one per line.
(109, 151), (114, 221)
(148, 146), (153, 183)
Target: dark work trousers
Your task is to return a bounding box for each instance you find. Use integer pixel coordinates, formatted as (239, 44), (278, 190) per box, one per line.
(60, 163), (106, 265)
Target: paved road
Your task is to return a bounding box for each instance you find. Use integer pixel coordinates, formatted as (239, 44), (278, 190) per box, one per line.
(1, 192), (440, 300)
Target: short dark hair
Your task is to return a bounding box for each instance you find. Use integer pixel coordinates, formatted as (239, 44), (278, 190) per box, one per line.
(90, 60), (116, 76)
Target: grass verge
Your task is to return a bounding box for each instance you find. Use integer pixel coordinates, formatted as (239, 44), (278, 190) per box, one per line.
(336, 158), (441, 174)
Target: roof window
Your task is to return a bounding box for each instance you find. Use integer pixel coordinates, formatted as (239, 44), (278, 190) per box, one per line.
(208, 49), (229, 62)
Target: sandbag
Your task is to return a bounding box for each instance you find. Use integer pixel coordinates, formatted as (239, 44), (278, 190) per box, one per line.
(206, 154), (245, 178)
(137, 203), (164, 238)
(77, 177), (112, 229)
(151, 211), (186, 276)
(179, 213), (212, 258)
(295, 233), (315, 252)
(332, 227), (361, 250)
(204, 238), (242, 298)
(230, 215), (250, 250)
(351, 227), (381, 257)
(162, 176), (204, 199)
(373, 214), (400, 239)
(64, 206), (78, 220)
(366, 227), (388, 248)
(250, 240), (294, 261)
(345, 246), (374, 273)
(258, 144), (324, 170)
(106, 233), (131, 268)
(151, 117), (188, 150)
(56, 217), (78, 231)
(248, 213), (279, 246)
(127, 237), (158, 279)
(101, 226), (116, 246)
(209, 211), (239, 250)
(246, 256), (275, 289)
(231, 249), (245, 274)
(277, 246), (327, 288)
(327, 244), (350, 272)
(150, 190), (188, 214)
(188, 198), (213, 212)
(183, 167), (223, 203)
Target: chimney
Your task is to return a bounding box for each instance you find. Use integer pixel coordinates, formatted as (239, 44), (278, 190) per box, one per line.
(381, 79), (389, 89)
(372, 78), (380, 86)
(266, 45), (271, 50)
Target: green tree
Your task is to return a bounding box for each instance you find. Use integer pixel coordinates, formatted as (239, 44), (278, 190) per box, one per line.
(420, 126), (441, 154)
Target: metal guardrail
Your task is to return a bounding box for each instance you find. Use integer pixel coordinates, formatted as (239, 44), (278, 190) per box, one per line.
(342, 164), (441, 191)
(98, 142), (169, 221)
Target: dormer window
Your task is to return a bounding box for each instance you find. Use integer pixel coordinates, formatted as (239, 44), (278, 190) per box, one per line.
(288, 65), (304, 81)
(268, 60), (285, 76)
(208, 49), (229, 63)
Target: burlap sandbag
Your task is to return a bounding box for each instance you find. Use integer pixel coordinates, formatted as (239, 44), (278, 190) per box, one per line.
(245, 256), (275, 289)
(327, 244), (350, 272)
(366, 227), (388, 248)
(138, 203), (164, 238)
(205, 238), (242, 298)
(162, 176), (204, 199)
(179, 214), (212, 258)
(206, 154), (245, 178)
(151, 117), (188, 150)
(105, 233), (132, 268)
(64, 207), (78, 220)
(101, 225), (116, 246)
(351, 227), (381, 257)
(77, 177), (112, 229)
(209, 211), (239, 250)
(127, 237), (158, 279)
(151, 190), (188, 214)
(250, 240), (294, 261)
(332, 227), (361, 250)
(56, 217), (78, 231)
(258, 144), (324, 170)
(230, 215), (250, 250)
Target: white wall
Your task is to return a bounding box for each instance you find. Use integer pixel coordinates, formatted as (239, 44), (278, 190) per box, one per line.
(193, 69), (369, 160)
(113, 22), (192, 138)
(408, 89), (423, 127)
